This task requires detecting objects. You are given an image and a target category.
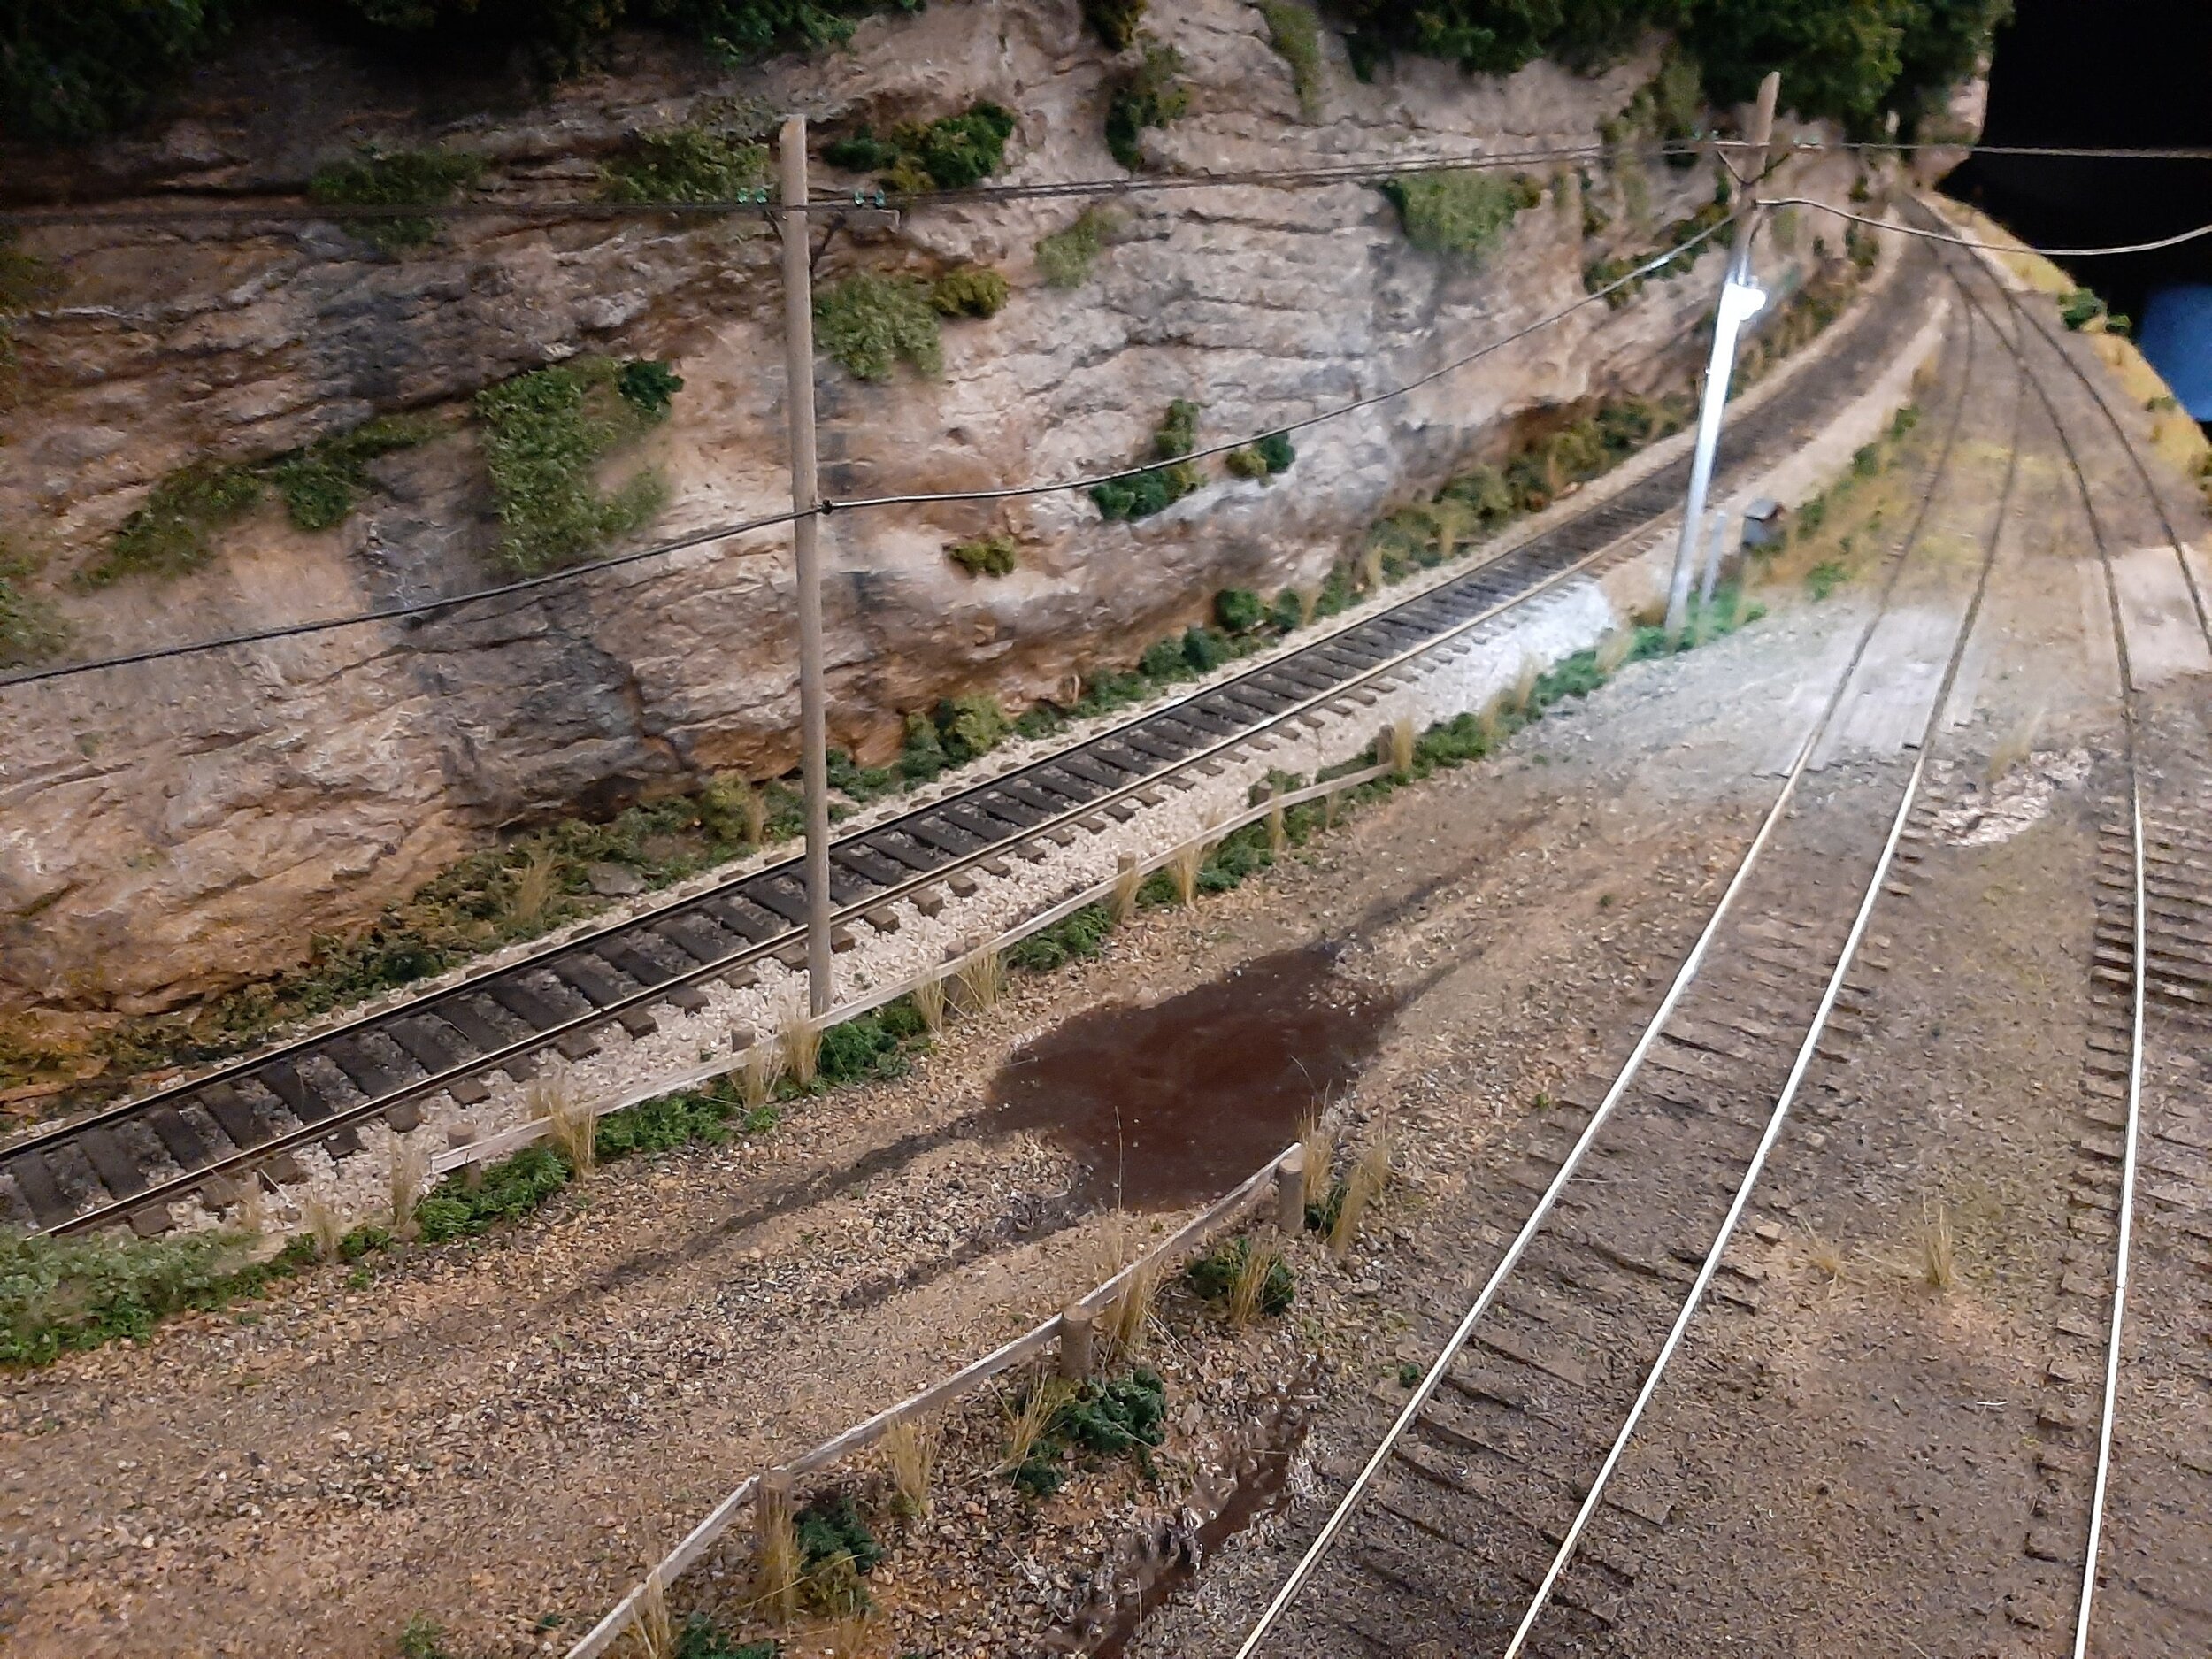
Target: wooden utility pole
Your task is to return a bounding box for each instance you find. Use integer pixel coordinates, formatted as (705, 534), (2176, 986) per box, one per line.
(780, 115), (835, 1018)
(1663, 71), (1780, 642)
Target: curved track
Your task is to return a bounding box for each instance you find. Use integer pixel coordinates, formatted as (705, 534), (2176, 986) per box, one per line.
(0, 242), (1939, 1241)
(1231, 207), (2212, 1659)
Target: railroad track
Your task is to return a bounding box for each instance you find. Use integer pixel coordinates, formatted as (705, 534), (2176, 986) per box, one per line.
(1233, 255), (2034, 1658)
(1948, 234), (2212, 1656)
(0, 239), (1934, 1242)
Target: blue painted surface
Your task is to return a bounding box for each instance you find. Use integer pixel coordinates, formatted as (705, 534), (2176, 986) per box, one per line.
(2137, 285), (2212, 419)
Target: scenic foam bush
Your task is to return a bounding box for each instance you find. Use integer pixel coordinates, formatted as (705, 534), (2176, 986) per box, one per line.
(1093, 399), (1204, 522)
(601, 127), (770, 203)
(1104, 39), (1189, 169)
(814, 272), (943, 381)
(825, 103), (1016, 193)
(947, 533), (1018, 575)
(929, 265), (1010, 318)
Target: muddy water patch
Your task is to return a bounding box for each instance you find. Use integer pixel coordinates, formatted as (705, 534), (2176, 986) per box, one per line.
(988, 945), (1393, 1211)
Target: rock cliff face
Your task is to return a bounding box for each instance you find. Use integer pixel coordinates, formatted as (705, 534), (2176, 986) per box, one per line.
(0, 0), (1866, 1011)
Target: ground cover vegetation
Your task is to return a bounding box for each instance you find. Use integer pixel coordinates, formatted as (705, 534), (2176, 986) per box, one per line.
(1103, 38), (1190, 170)
(1383, 171), (1544, 265)
(476, 356), (680, 573)
(1034, 206), (1121, 289)
(1092, 398), (1204, 521)
(76, 414), (444, 587)
(309, 146), (485, 250)
(814, 271), (943, 381)
(601, 126), (771, 204)
(0, 535), (66, 667)
(1257, 0), (1327, 119)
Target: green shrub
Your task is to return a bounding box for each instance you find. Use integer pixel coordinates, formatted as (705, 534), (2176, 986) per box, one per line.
(899, 710), (949, 780)
(1257, 0), (1325, 119)
(1228, 429), (1298, 480)
(0, 539), (65, 668)
(1382, 171), (1542, 264)
(1094, 399), (1204, 521)
(310, 146), (485, 251)
(898, 693), (1010, 780)
(1011, 1366), (1166, 1496)
(1185, 1235), (1295, 1314)
(930, 264), (1010, 319)
(1083, 0), (1148, 49)
(1806, 558), (1847, 600)
(948, 533), (1018, 575)
(1036, 206), (1120, 288)
(1105, 39), (1190, 169)
(2059, 288), (2108, 332)
(475, 356), (675, 573)
(814, 272), (943, 381)
(264, 413), (443, 531)
(1008, 902), (1115, 972)
(602, 127), (770, 203)
(672, 1611), (776, 1659)
(1214, 588), (1265, 633)
(826, 103), (1016, 192)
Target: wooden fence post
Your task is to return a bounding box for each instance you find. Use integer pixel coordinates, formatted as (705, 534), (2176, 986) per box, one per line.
(1276, 1146), (1307, 1234)
(1057, 1303), (1095, 1381)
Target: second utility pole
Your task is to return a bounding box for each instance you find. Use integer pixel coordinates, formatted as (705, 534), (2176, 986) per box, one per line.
(780, 114), (834, 1018)
(1663, 70), (1780, 642)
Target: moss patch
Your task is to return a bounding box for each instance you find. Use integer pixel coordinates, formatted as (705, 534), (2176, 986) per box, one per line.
(1383, 171), (1543, 264)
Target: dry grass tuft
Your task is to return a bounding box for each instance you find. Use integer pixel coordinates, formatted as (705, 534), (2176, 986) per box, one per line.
(911, 972), (946, 1036)
(1596, 627), (1634, 677)
(1267, 788), (1287, 856)
(955, 947), (1005, 1014)
(741, 1040), (780, 1110)
(1984, 709), (2044, 785)
(731, 777), (768, 845)
(301, 1193), (344, 1261)
(1169, 841), (1204, 908)
(1360, 544), (1384, 591)
(1919, 1199), (1956, 1291)
(1801, 1225), (1847, 1283)
(756, 1491), (803, 1624)
(1296, 587), (1319, 626)
(779, 1002), (821, 1089)
(532, 1074), (596, 1175)
(1110, 856), (1142, 925)
(1511, 655), (1541, 715)
(1099, 1254), (1162, 1366)
(1299, 1113), (1334, 1208)
(1229, 1239), (1285, 1329)
(882, 1417), (937, 1519)
(506, 847), (560, 927)
(388, 1136), (428, 1241)
(1388, 714), (1416, 775)
(1329, 1134), (1392, 1259)
(999, 1371), (1074, 1471)
(822, 1611), (877, 1659)
(626, 1566), (675, 1659)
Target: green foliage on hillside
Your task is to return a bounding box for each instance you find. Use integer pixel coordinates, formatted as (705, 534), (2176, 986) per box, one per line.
(1257, 0), (1327, 119)
(1104, 39), (1190, 169)
(928, 264), (1010, 318)
(1093, 399), (1204, 522)
(813, 272), (943, 381)
(3, 1), (912, 142)
(1326, 0), (2009, 134)
(601, 127), (770, 204)
(824, 103), (1017, 194)
(474, 356), (680, 573)
(1382, 171), (1543, 264)
(1035, 207), (1121, 289)
(309, 147), (485, 251)
(0, 538), (65, 668)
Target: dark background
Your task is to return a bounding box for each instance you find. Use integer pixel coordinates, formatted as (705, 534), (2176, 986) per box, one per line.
(1946, 0), (2212, 326)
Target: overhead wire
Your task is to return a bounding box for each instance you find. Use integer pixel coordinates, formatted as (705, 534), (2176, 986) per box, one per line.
(1, 212), (1736, 690)
(1766, 197), (2212, 257)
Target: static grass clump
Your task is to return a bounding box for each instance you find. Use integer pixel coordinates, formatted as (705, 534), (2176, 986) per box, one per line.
(1383, 171), (1542, 264)
(475, 355), (680, 573)
(814, 271), (942, 382)
(602, 127), (770, 204)
(825, 102), (1017, 193)
(1104, 39), (1190, 169)
(947, 532), (1018, 576)
(310, 146), (484, 251)
(1185, 1234), (1295, 1314)
(1093, 398), (1203, 522)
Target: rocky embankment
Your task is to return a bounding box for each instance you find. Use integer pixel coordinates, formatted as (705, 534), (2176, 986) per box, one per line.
(0, 0), (1866, 1013)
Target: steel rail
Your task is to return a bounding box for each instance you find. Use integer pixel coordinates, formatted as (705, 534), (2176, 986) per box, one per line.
(1231, 296), (1983, 1659)
(1502, 288), (2026, 1655)
(26, 449), (1694, 1237)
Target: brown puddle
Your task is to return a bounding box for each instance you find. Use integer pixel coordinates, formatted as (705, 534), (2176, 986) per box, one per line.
(988, 944), (1393, 1211)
